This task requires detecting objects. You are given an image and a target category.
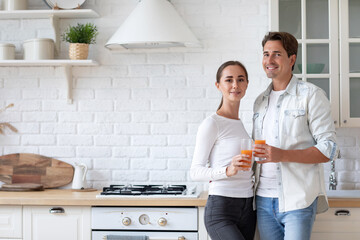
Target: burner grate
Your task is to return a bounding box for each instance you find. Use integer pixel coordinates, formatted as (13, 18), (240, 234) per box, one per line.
(100, 184), (187, 196)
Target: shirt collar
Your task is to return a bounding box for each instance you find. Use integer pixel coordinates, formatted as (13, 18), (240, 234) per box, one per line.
(264, 75), (298, 97)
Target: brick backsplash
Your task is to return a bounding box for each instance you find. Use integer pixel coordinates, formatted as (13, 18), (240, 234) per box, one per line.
(0, 0), (358, 191)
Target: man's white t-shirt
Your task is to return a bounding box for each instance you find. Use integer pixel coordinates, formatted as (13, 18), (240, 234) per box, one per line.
(256, 90), (285, 197)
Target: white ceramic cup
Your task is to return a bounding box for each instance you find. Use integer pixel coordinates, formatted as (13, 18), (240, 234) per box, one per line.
(0, 43), (15, 60)
(4, 0), (28, 10)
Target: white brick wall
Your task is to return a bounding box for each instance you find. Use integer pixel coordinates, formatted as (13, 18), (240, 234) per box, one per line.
(0, 0), (358, 191)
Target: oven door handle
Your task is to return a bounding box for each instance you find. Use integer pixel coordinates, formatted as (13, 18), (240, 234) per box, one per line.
(150, 237), (186, 240)
(103, 237), (186, 240)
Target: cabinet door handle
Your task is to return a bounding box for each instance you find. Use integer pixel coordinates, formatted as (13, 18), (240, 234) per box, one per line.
(104, 237), (186, 240)
(49, 207), (65, 214)
(335, 209), (350, 216)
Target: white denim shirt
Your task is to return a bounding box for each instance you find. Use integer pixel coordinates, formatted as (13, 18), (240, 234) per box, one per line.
(252, 76), (338, 213)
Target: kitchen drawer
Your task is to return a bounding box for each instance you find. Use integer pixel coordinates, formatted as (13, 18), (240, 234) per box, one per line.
(0, 206), (22, 238)
(311, 208), (360, 239)
(23, 206), (91, 240)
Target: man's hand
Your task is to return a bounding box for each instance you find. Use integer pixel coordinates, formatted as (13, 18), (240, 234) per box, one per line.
(253, 144), (329, 164)
(253, 144), (285, 163)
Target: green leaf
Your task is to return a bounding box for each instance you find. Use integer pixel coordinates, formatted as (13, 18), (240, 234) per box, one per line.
(61, 23), (98, 44)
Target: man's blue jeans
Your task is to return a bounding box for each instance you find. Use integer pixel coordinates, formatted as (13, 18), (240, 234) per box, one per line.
(256, 196), (318, 240)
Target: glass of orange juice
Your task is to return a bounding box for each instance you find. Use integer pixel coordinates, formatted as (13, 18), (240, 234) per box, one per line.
(240, 139), (253, 171)
(254, 140), (266, 161)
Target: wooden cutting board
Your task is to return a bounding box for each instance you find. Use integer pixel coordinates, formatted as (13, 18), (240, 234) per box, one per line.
(0, 153), (74, 189)
(0, 183), (44, 191)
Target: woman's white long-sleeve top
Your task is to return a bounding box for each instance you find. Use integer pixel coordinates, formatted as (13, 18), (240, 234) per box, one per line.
(190, 113), (254, 198)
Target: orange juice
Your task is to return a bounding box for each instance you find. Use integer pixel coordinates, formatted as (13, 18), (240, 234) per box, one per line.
(240, 150), (252, 170)
(254, 140), (266, 161)
(254, 140), (266, 145)
(254, 140), (265, 153)
(241, 150), (253, 158)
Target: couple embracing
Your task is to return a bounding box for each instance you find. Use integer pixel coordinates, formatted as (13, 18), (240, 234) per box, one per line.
(190, 31), (338, 240)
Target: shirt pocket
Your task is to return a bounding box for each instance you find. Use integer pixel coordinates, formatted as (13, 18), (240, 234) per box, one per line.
(283, 109), (307, 137)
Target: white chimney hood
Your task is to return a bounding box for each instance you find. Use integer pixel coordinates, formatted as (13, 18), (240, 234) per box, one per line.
(105, 0), (201, 49)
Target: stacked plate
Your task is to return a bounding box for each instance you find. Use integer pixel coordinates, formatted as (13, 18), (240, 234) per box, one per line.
(43, 0), (87, 9)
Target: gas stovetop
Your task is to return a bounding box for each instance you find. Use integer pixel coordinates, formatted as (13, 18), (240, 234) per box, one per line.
(96, 184), (199, 198)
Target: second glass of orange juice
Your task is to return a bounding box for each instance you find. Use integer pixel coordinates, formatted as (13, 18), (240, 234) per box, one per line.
(254, 140), (266, 161)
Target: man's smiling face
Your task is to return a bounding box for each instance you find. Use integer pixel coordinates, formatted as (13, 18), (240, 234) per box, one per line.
(262, 40), (296, 81)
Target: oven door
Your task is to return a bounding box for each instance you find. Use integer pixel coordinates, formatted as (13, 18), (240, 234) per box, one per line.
(92, 231), (198, 240)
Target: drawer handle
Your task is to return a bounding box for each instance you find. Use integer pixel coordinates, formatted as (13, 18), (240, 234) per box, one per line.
(104, 237), (186, 240)
(49, 207), (65, 214)
(335, 209), (350, 216)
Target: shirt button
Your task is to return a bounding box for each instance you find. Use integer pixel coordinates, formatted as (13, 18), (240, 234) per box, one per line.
(278, 182), (281, 186)
(275, 136), (278, 139)
(277, 105), (280, 108)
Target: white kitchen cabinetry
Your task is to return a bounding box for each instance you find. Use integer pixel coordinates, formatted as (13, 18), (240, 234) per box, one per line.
(0, 9), (100, 103)
(23, 206), (91, 240)
(270, 0), (360, 127)
(311, 208), (360, 239)
(198, 207), (210, 240)
(0, 206), (22, 239)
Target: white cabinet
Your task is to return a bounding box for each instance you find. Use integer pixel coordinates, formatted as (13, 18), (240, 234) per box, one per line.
(198, 207), (210, 240)
(23, 206), (91, 240)
(311, 208), (360, 239)
(0, 206), (22, 239)
(270, 0), (360, 127)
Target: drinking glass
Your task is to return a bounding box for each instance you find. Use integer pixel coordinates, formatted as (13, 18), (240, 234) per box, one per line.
(254, 140), (266, 161)
(240, 139), (253, 171)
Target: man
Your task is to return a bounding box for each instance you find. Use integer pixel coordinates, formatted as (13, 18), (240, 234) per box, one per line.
(252, 32), (338, 240)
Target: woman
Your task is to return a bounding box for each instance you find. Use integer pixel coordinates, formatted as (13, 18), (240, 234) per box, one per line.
(190, 61), (256, 240)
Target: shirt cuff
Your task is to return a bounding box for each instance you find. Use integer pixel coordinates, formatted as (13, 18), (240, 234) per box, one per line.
(212, 166), (228, 179)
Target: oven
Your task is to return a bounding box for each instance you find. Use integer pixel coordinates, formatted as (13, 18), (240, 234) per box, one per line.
(91, 207), (199, 240)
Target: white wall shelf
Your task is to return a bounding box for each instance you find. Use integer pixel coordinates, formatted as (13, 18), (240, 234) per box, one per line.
(0, 9), (99, 19)
(0, 59), (97, 66)
(0, 9), (99, 53)
(0, 60), (99, 104)
(0, 9), (100, 104)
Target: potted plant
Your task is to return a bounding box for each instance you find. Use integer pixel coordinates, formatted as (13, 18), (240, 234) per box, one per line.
(61, 23), (98, 60)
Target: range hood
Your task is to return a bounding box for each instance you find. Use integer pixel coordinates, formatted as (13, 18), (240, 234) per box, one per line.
(105, 0), (201, 49)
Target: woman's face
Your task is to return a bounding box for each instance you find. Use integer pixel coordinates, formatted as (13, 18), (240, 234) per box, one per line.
(216, 65), (248, 103)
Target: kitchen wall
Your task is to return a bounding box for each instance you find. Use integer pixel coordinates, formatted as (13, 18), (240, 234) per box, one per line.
(0, 0), (359, 191)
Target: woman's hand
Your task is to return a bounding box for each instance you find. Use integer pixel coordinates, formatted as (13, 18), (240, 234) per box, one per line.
(226, 153), (252, 177)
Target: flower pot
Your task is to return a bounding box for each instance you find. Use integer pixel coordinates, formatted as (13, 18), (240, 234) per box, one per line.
(69, 43), (89, 60)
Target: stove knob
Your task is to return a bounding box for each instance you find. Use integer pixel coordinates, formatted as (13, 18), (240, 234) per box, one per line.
(158, 217), (167, 226)
(122, 217), (131, 226)
(178, 237), (185, 240)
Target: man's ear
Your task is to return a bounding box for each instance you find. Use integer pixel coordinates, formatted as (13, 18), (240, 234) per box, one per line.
(290, 54), (296, 68)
